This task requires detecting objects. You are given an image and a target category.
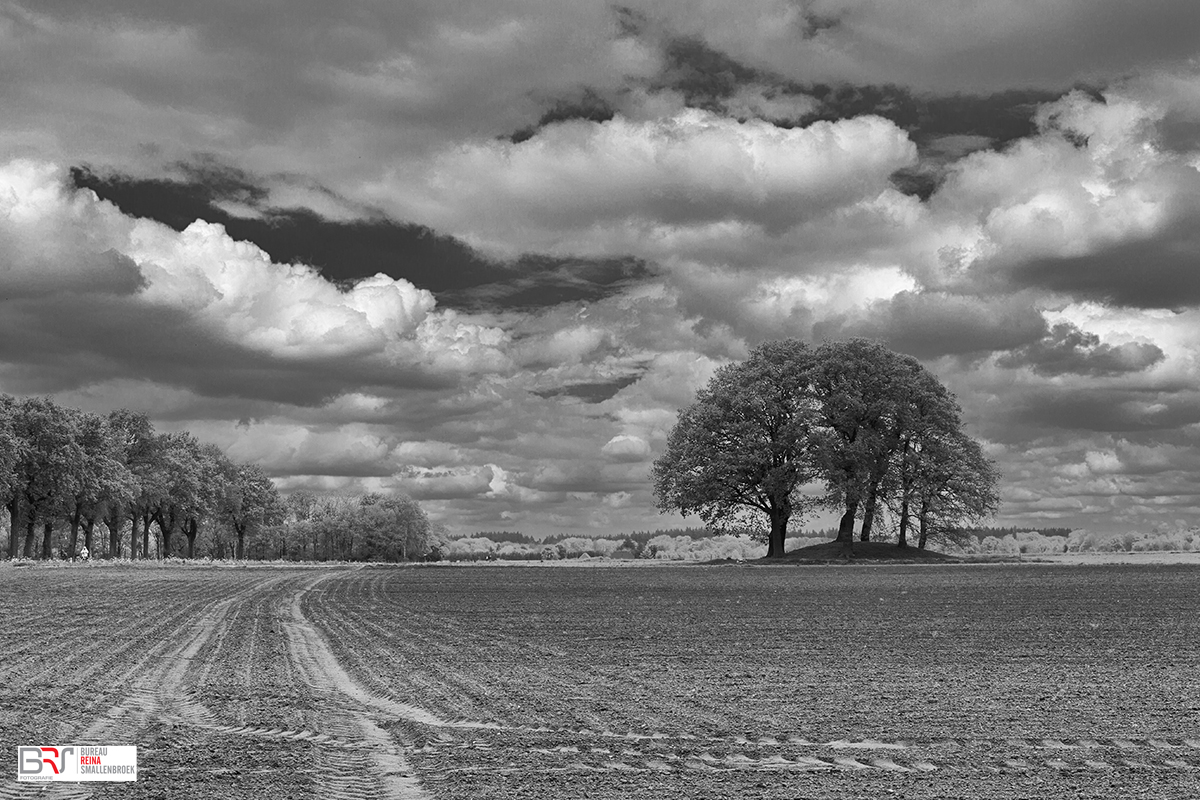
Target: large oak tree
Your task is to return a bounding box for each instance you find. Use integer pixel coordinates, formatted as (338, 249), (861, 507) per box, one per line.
(653, 340), (821, 557)
(654, 338), (999, 556)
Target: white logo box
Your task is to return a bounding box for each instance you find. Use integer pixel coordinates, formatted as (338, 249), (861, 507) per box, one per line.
(17, 746), (137, 782)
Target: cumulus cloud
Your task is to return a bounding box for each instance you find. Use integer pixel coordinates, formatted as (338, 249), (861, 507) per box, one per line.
(386, 110), (916, 257)
(601, 434), (652, 463)
(0, 159), (508, 403)
(649, 0), (1200, 93)
(394, 465), (497, 501)
(813, 291), (1047, 358)
(930, 89), (1200, 306)
(998, 322), (1165, 377)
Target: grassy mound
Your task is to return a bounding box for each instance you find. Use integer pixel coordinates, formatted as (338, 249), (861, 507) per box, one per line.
(766, 539), (959, 563)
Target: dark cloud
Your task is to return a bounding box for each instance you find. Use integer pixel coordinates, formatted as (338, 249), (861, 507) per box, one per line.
(523, 461), (646, 494)
(508, 88), (616, 143)
(445, 255), (653, 311)
(0, 293), (453, 407)
(800, 11), (842, 38)
(809, 85), (1058, 146)
(649, 33), (1059, 148)
(70, 165), (509, 294)
(813, 292), (1047, 358)
(1, 248), (147, 299)
(888, 167), (942, 202)
(532, 375), (641, 404)
(1012, 216), (1200, 309)
(613, 6), (648, 38)
(999, 322), (1165, 377)
(658, 35), (767, 110)
(1158, 114), (1200, 153)
(71, 165), (654, 312)
(1008, 388), (1200, 434)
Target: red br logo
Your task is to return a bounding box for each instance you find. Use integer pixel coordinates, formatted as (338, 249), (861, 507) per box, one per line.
(17, 746), (74, 779)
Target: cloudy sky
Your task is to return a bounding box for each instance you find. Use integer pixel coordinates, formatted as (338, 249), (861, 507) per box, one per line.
(4, 1), (1200, 537)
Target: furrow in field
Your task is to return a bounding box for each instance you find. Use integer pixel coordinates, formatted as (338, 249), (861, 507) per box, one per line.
(0, 576), (234, 694)
(78, 583), (254, 740)
(304, 593), (517, 727)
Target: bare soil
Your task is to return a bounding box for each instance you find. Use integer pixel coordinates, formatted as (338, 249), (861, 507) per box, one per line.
(1, 562), (1197, 799)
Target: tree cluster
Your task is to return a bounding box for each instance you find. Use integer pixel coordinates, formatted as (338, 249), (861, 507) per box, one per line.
(279, 491), (436, 562)
(653, 339), (1000, 557)
(0, 395), (432, 562)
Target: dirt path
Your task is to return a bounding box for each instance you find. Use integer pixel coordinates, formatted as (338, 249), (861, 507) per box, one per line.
(282, 571), (434, 800)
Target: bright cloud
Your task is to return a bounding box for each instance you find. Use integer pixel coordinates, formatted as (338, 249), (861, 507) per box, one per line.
(384, 110), (916, 258)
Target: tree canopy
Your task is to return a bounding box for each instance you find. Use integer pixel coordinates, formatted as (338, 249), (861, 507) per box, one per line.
(653, 339), (999, 556)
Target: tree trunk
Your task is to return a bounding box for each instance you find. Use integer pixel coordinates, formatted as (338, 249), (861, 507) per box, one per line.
(129, 511), (140, 559)
(184, 519), (197, 559)
(235, 524), (246, 560)
(23, 515), (36, 558)
(766, 501), (790, 557)
(83, 517), (96, 554)
(141, 512), (152, 559)
(917, 499), (930, 550)
(7, 494), (20, 559)
(41, 520), (53, 559)
(835, 499), (857, 558)
(155, 510), (177, 559)
(105, 510), (121, 558)
(897, 496), (910, 548)
(69, 504), (83, 559)
(860, 487), (877, 542)
(834, 500), (858, 542)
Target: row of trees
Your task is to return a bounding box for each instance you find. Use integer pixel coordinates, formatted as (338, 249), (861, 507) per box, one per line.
(0, 395), (432, 561)
(653, 339), (1000, 557)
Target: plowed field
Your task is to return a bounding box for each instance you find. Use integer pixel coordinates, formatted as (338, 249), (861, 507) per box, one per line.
(1, 562), (1198, 799)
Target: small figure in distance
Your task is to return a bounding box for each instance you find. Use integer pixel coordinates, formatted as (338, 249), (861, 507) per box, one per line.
(79, 544), (90, 562)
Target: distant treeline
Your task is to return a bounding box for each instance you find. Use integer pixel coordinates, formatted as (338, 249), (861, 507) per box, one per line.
(1, 394), (433, 562)
(464, 527), (758, 545)
(463, 524), (1077, 546)
(945, 526), (1074, 538)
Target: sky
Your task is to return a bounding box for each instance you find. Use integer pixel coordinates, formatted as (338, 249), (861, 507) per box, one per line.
(4, 1), (1200, 537)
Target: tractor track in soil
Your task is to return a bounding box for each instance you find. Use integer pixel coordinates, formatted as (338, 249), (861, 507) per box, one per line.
(1, 570), (439, 800)
(281, 571), (434, 800)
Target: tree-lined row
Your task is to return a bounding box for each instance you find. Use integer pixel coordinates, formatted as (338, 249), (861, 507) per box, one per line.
(654, 339), (1000, 556)
(0, 395), (432, 561)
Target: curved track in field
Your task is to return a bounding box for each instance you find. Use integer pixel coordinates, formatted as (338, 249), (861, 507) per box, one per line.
(0, 568), (435, 800)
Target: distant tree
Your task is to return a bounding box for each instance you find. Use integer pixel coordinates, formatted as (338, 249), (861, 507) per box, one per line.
(910, 429), (1000, 549)
(281, 490), (319, 560)
(1, 395), (24, 558)
(10, 398), (85, 558)
(175, 443), (228, 559)
(63, 409), (135, 559)
(653, 339), (821, 557)
(150, 433), (209, 558)
(105, 409), (156, 559)
(357, 493), (431, 561)
(220, 462), (281, 559)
